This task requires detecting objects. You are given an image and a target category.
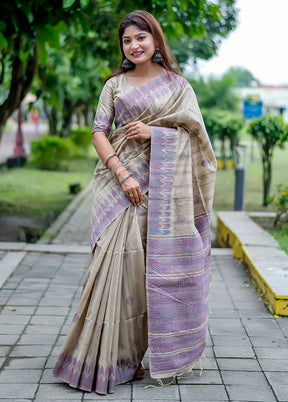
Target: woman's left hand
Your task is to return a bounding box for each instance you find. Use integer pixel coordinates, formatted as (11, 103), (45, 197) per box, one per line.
(124, 121), (151, 140)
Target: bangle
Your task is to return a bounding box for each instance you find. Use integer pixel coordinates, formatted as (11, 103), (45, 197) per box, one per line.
(116, 166), (127, 178)
(103, 153), (118, 166)
(111, 161), (124, 175)
(119, 173), (133, 185)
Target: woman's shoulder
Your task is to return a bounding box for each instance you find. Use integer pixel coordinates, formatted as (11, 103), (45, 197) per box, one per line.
(164, 71), (191, 90)
(172, 72), (190, 85)
(105, 73), (125, 87)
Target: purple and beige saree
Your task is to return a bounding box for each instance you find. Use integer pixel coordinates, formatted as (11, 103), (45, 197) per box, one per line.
(53, 72), (216, 394)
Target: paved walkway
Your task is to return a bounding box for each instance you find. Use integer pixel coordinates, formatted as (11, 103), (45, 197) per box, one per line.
(0, 190), (288, 401)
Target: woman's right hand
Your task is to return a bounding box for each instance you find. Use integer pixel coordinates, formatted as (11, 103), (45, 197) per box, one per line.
(121, 176), (143, 205)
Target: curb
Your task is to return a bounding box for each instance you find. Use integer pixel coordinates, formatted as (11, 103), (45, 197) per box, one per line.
(37, 181), (92, 244)
(217, 211), (288, 316)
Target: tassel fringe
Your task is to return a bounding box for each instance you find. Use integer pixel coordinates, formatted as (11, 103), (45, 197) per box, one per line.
(146, 355), (206, 388)
(144, 376), (176, 389)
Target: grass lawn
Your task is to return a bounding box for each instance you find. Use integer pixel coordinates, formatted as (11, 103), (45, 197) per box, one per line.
(214, 145), (288, 211)
(0, 153), (97, 218)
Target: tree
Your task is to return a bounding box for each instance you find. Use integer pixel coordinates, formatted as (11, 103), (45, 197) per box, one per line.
(247, 116), (288, 206)
(0, 0), (97, 140)
(190, 74), (240, 111)
(226, 66), (260, 87)
(203, 110), (244, 167)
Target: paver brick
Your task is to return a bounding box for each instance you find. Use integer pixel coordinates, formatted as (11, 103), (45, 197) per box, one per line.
(84, 384), (132, 400)
(10, 344), (52, 357)
(0, 368), (42, 383)
(217, 358), (261, 371)
(226, 384), (277, 401)
(255, 347), (288, 359)
(18, 333), (58, 345)
(221, 370), (268, 386)
(177, 369), (222, 385)
(213, 346), (255, 358)
(180, 384), (227, 401)
(0, 383), (38, 399)
(35, 383), (83, 400)
(133, 383), (179, 400)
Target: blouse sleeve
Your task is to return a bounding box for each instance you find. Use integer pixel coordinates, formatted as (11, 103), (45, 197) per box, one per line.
(92, 78), (115, 136)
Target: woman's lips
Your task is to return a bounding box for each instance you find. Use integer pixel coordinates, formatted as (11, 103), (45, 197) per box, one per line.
(131, 51), (144, 57)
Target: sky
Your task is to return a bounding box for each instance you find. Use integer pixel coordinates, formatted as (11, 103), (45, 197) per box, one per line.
(197, 0), (288, 85)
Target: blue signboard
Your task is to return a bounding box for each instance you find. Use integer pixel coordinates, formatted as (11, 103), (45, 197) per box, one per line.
(242, 100), (263, 119)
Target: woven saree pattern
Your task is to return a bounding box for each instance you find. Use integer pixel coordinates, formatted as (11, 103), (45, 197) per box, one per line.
(146, 126), (212, 379)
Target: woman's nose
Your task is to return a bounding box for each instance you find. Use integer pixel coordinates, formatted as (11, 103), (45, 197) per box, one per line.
(131, 40), (139, 49)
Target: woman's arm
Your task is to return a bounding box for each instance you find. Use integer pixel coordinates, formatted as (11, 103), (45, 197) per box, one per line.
(92, 131), (143, 204)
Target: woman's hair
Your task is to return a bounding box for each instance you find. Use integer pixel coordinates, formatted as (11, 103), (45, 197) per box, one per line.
(106, 10), (181, 81)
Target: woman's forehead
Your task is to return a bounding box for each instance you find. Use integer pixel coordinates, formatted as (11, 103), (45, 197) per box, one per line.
(122, 25), (150, 38)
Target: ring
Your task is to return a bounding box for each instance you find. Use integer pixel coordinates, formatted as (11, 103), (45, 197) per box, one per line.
(129, 193), (133, 197)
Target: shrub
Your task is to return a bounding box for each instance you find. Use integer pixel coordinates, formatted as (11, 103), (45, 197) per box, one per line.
(203, 110), (245, 168)
(247, 115), (288, 206)
(29, 135), (79, 170)
(268, 184), (288, 228)
(70, 126), (92, 151)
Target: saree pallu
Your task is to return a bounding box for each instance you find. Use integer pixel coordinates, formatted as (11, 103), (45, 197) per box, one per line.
(53, 72), (216, 393)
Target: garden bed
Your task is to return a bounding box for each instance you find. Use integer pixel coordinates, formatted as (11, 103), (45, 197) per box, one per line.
(0, 156), (97, 242)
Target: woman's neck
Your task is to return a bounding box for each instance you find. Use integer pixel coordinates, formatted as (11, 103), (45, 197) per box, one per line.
(130, 62), (165, 78)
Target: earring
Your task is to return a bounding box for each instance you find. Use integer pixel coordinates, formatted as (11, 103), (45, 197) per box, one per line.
(121, 58), (134, 70)
(152, 48), (163, 63)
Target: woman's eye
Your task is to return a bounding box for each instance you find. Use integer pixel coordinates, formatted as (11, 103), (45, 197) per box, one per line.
(123, 39), (130, 44)
(138, 36), (146, 40)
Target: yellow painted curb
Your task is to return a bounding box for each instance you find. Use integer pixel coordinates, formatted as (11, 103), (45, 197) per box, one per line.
(216, 215), (288, 316)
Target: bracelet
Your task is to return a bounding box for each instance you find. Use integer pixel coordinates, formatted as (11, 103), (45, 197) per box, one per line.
(111, 161), (124, 176)
(119, 173), (133, 185)
(103, 153), (118, 166)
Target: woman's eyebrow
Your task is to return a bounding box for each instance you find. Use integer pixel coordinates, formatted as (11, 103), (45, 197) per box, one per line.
(122, 32), (147, 38)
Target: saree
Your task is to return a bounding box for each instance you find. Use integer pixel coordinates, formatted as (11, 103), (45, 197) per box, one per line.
(53, 72), (216, 393)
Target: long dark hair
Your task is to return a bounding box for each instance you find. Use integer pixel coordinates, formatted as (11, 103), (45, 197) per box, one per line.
(106, 10), (181, 81)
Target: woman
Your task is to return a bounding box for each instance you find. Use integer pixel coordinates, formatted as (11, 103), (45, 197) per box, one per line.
(53, 10), (216, 395)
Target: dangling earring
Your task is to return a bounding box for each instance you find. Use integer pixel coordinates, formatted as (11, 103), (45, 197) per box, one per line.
(121, 58), (134, 70)
(152, 48), (163, 63)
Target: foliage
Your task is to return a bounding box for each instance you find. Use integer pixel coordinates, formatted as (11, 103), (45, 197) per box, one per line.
(70, 126), (92, 151)
(225, 66), (259, 87)
(270, 225), (288, 255)
(191, 74), (240, 111)
(247, 115), (288, 206)
(267, 184), (288, 228)
(203, 110), (244, 167)
(0, 0), (239, 140)
(0, 0), (95, 139)
(29, 135), (80, 170)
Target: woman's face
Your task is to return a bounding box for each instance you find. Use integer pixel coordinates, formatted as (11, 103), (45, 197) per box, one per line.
(122, 24), (155, 66)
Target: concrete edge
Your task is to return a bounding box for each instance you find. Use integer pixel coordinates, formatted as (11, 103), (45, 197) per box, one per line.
(0, 251), (26, 288)
(0, 242), (90, 254)
(37, 181), (92, 244)
(216, 211), (288, 316)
